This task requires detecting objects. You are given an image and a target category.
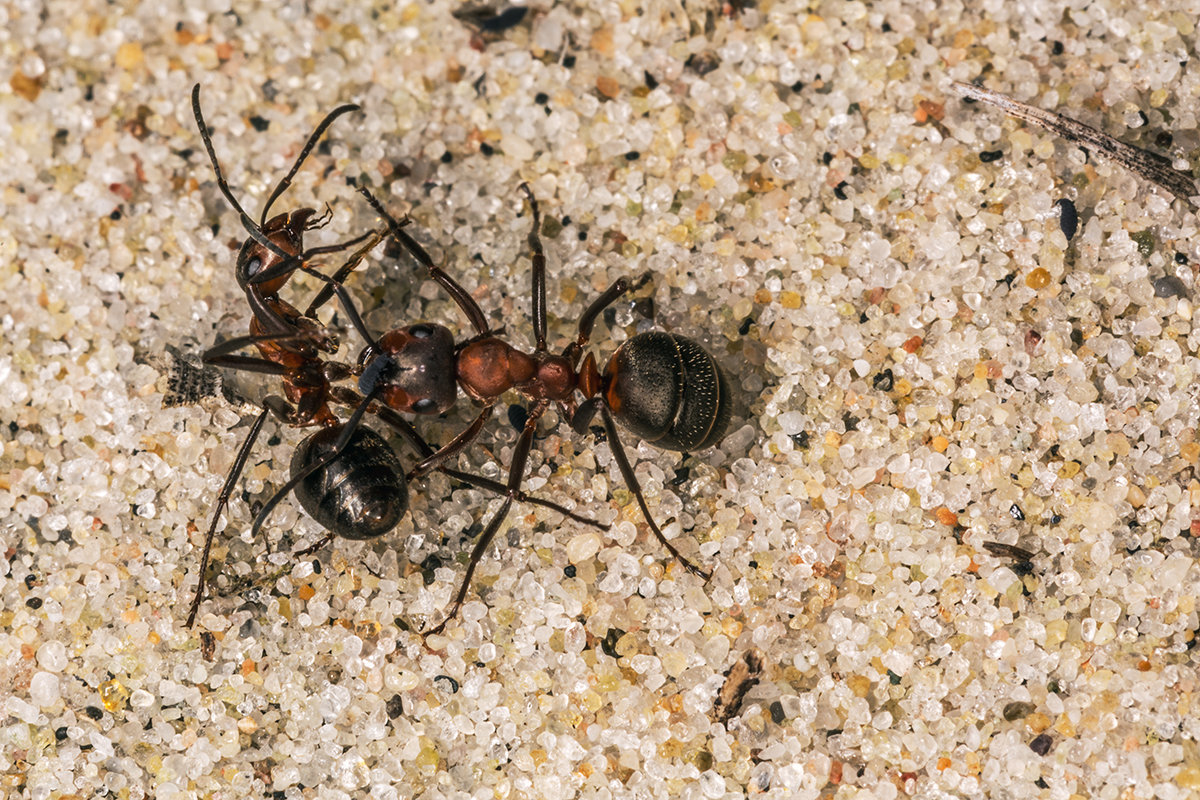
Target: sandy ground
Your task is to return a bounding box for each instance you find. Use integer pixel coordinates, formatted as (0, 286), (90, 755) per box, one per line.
(3, 1), (1200, 798)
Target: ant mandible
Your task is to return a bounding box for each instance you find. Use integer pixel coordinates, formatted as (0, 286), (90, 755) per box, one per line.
(186, 87), (604, 626)
(311, 182), (734, 635)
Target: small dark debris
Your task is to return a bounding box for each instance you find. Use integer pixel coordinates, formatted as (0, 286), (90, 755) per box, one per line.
(24, 574), (37, 589)
(822, 152), (833, 165)
(1029, 733), (1052, 755)
(1035, 778), (1049, 789)
(25, 597), (42, 609)
(982, 540), (1035, 563)
(248, 115), (270, 132)
(769, 701), (786, 724)
(55, 726), (68, 741)
(713, 649), (764, 724)
(685, 51), (720, 76)
(534, 92), (549, 105)
(478, 5), (527, 32)
(842, 413), (860, 431)
(624, 151), (640, 161)
(312, 559), (322, 575)
(440, 151), (453, 164)
(873, 369), (894, 391)
(1175, 252), (1189, 265)
(738, 316), (753, 336)
(887, 670), (902, 685)
(1003, 701), (1035, 721)
(791, 80), (804, 93)
(1156, 131), (1173, 149)
(979, 150), (1003, 163)
(563, 564), (576, 578)
(791, 431), (809, 448)
(563, 54), (576, 69)
(200, 631), (216, 660)
(454, 4), (527, 34)
(671, 466), (691, 486)
(833, 181), (848, 200)
(420, 554), (443, 585)
(434, 675), (459, 694)
(1051, 41), (1064, 55)
(644, 71), (659, 90)
(600, 627), (624, 658)
(1054, 198), (1078, 240)
(480, 142), (494, 156)
(1009, 504), (1025, 521)
(386, 694), (404, 719)
(1154, 275), (1188, 299)
(84, 706), (104, 721)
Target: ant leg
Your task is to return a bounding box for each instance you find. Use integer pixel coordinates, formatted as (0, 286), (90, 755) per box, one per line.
(259, 102), (360, 225)
(247, 228), (382, 299)
(191, 84), (360, 265)
(425, 401), (548, 636)
(517, 184), (547, 351)
(248, 390), (377, 541)
(364, 402), (607, 529)
(598, 404), (711, 580)
(352, 180), (490, 335)
(303, 228), (388, 317)
(562, 274), (652, 366)
(203, 331), (328, 371)
(405, 405), (495, 481)
(288, 263), (378, 347)
(186, 407), (270, 627)
(578, 275), (650, 346)
(191, 84), (294, 265)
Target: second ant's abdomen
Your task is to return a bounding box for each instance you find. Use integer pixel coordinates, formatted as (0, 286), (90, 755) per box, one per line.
(604, 332), (732, 452)
(290, 425), (408, 540)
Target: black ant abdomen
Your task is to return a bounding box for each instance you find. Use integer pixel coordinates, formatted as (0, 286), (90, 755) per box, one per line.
(601, 331), (732, 452)
(290, 425), (408, 540)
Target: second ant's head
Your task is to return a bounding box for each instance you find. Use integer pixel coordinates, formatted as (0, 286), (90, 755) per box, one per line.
(357, 324), (458, 415)
(236, 208), (319, 296)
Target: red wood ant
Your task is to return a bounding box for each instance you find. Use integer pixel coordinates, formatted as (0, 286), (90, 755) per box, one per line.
(298, 182), (735, 635)
(186, 87), (602, 627)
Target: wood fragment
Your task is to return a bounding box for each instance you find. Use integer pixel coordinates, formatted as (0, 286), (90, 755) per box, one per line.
(951, 81), (1197, 208)
(713, 648), (764, 724)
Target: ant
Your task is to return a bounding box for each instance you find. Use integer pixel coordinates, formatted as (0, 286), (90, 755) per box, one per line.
(186, 86), (603, 627)
(270, 181), (733, 635)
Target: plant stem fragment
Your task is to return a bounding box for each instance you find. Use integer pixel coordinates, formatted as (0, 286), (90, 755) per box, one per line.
(951, 81), (1197, 209)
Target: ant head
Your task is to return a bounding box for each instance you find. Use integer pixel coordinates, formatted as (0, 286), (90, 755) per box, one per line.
(358, 324), (458, 415)
(236, 209), (318, 295)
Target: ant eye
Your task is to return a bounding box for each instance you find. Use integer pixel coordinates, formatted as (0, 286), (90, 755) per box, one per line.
(411, 324), (433, 339)
(246, 257), (262, 275)
(412, 398), (437, 413)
